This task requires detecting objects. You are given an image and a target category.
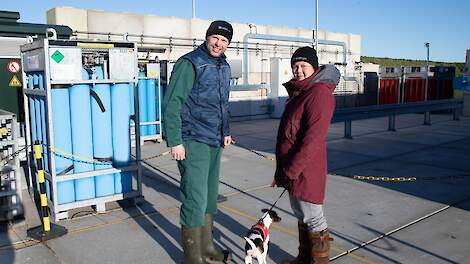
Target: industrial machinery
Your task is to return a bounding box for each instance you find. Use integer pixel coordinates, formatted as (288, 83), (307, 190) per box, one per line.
(21, 32), (142, 220)
(0, 109), (22, 221)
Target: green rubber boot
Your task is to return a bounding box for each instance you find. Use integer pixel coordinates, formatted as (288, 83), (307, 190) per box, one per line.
(182, 226), (207, 264)
(201, 214), (231, 263)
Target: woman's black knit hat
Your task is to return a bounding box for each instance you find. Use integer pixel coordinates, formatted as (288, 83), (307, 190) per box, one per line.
(291, 46), (319, 68)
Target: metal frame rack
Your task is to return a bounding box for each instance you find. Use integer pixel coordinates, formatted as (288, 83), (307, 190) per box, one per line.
(138, 75), (163, 145)
(21, 36), (142, 221)
(0, 109), (23, 221)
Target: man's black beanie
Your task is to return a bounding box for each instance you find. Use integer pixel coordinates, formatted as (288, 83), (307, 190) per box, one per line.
(291, 46), (319, 68)
(206, 20), (233, 43)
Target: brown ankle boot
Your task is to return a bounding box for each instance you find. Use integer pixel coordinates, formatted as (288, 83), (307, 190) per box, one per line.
(281, 222), (311, 264)
(308, 228), (333, 264)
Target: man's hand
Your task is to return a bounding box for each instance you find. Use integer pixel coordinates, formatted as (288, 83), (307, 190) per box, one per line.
(224, 136), (234, 147)
(171, 144), (186, 160)
(271, 179), (277, 187)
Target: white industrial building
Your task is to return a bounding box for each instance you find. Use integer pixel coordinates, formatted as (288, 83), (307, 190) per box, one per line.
(46, 7), (364, 118)
(48, 8), (360, 81)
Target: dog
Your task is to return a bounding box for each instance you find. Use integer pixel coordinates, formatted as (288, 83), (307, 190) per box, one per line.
(244, 209), (281, 264)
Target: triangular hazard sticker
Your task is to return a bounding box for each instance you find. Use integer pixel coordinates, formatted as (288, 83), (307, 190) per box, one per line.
(9, 75), (22, 87)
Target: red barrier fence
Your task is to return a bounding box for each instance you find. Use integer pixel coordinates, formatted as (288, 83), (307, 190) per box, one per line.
(379, 78), (400, 104)
(379, 77), (453, 104)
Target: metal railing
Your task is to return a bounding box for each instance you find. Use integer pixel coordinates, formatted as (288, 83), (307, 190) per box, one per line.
(332, 99), (464, 139)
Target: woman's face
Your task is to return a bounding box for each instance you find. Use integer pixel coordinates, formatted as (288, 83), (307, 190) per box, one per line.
(292, 61), (315, 81)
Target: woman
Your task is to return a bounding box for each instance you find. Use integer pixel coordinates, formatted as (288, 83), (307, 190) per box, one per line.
(273, 46), (340, 264)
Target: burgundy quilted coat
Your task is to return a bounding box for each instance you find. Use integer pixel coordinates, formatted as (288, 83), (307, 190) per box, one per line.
(274, 64), (340, 204)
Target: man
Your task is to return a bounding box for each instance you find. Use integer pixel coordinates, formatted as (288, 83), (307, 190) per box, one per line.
(163, 20), (233, 264)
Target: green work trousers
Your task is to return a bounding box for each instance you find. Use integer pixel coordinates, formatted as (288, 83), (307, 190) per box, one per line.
(177, 140), (222, 227)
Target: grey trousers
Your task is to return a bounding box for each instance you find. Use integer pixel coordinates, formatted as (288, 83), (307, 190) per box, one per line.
(289, 194), (328, 232)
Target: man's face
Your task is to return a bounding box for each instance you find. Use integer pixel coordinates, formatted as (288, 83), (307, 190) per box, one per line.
(206, 34), (229, 57)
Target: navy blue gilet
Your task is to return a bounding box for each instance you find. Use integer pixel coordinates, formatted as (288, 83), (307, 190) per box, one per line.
(181, 43), (231, 147)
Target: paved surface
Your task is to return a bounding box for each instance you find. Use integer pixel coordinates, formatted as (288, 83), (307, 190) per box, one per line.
(1, 113), (469, 264)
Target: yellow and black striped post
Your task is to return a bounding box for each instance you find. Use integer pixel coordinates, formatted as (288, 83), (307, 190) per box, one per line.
(34, 141), (50, 232)
(27, 140), (67, 241)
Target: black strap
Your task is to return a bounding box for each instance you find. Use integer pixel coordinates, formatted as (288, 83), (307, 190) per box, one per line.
(58, 164), (74, 176)
(90, 89), (106, 112)
(93, 156), (113, 162)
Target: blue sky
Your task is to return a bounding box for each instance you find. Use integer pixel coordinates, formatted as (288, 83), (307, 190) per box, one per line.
(2, 0), (469, 62)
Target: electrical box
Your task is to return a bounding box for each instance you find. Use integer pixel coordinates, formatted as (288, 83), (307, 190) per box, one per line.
(0, 37), (28, 121)
(227, 59), (242, 79)
(269, 57), (292, 118)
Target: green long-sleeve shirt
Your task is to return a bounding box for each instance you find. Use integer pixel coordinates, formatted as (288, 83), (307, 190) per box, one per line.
(162, 59), (195, 147)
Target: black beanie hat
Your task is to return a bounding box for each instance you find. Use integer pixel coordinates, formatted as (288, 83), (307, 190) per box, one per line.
(291, 46), (319, 68)
(206, 20), (233, 43)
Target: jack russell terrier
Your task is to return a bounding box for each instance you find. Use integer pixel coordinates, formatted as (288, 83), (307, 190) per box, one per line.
(244, 209), (281, 264)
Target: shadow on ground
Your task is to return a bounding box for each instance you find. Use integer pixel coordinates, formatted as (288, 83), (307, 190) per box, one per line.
(127, 164), (293, 263)
(0, 222), (14, 264)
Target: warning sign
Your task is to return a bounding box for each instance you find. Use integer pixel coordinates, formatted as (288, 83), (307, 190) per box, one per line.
(51, 50), (65, 63)
(7, 61), (20, 73)
(9, 75), (22, 87)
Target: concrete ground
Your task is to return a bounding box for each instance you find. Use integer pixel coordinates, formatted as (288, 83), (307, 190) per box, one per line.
(1, 113), (469, 264)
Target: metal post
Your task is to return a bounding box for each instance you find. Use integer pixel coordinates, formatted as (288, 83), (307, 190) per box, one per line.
(388, 115), (396, 131)
(344, 120), (352, 139)
(453, 108), (460, 121)
(424, 42), (430, 125)
(134, 80), (143, 197)
(43, 39), (59, 217)
(399, 66), (405, 103)
(315, 0), (319, 50)
(424, 112), (431, 125)
(192, 0), (196, 19)
(425, 43), (430, 101)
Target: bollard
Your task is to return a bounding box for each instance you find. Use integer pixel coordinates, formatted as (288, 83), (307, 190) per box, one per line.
(344, 120), (353, 139)
(27, 141), (67, 241)
(424, 112), (431, 125)
(34, 141), (50, 231)
(452, 108), (460, 121)
(388, 115), (396, 131)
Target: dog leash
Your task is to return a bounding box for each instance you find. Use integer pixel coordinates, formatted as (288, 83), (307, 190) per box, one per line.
(258, 188), (287, 223)
(269, 189), (287, 211)
(231, 138), (276, 162)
